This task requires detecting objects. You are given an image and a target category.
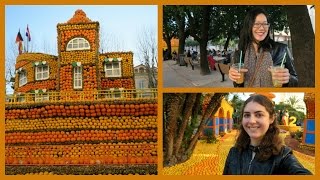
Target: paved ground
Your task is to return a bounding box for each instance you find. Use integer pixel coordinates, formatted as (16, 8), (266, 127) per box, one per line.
(163, 60), (233, 88)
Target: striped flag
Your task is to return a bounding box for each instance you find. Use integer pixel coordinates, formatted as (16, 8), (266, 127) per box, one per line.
(15, 30), (24, 54)
(15, 30), (23, 43)
(26, 25), (31, 41)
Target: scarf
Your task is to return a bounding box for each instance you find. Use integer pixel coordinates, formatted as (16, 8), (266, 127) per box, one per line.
(243, 44), (273, 87)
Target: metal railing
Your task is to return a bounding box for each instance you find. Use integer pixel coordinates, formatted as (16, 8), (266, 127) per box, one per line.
(5, 88), (157, 105)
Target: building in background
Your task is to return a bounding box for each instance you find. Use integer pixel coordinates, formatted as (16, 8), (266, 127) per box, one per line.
(134, 64), (157, 89)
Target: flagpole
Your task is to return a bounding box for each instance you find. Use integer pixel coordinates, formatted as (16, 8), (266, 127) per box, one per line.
(25, 28), (28, 53)
(27, 35), (28, 53)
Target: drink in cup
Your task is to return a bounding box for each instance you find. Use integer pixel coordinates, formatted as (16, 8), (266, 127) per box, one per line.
(232, 63), (245, 84)
(271, 65), (284, 87)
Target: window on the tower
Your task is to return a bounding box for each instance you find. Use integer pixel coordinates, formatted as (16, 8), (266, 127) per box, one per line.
(73, 66), (83, 89)
(35, 65), (49, 80)
(66, 38), (90, 51)
(18, 70), (27, 87)
(104, 62), (122, 77)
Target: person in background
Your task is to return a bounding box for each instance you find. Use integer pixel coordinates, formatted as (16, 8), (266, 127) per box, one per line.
(207, 50), (216, 71)
(172, 50), (177, 61)
(228, 7), (298, 87)
(223, 94), (312, 175)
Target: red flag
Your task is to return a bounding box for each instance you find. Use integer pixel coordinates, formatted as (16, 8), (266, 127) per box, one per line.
(15, 30), (23, 43)
(26, 25), (31, 41)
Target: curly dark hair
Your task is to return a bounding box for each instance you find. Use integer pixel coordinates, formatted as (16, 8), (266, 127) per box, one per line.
(235, 94), (283, 161)
(238, 7), (273, 58)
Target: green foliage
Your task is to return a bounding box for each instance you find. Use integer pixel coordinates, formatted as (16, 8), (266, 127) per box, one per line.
(294, 130), (303, 141)
(164, 5), (288, 52)
(275, 97), (306, 126)
(233, 123), (240, 130)
(185, 39), (199, 47)
(229, 94), (244, 125)
(203, 129), (217, 144)
(290, 130), (303, 142)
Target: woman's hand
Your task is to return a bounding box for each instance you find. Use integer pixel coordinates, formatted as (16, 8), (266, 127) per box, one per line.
(268, 66), (290, 85)
(228, 66), (248, 82)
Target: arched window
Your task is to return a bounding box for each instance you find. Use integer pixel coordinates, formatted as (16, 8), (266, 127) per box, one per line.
(66, 38), (90, 51)
(139, 67), (145, 73)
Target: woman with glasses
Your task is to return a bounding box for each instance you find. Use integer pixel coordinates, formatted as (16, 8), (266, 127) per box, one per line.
(228, 8), (298, 87)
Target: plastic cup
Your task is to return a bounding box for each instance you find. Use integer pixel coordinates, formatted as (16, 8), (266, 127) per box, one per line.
(232, 63), (245, 84)
(271, 66), (284, 87)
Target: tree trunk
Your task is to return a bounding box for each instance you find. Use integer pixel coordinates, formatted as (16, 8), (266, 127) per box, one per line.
(174, 6), (188, 55)
(199, 6), (211, 75)
(286, 5), (315, 87)
(178, 32), (187, 55)
(224, 35), (231, 50)
(174, 93), (198, 156)
(164, 38), (172, 58)
(164, 93), (186, 165)
(199, 42), (210, 75)
(163, 93), (227, 167)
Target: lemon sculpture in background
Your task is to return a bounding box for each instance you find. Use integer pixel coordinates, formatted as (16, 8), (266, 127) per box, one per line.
(289, 116), (297, 126)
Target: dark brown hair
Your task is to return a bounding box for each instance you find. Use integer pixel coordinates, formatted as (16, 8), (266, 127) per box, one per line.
(238, 7), (273, 56)
(235, 94), (283, 161)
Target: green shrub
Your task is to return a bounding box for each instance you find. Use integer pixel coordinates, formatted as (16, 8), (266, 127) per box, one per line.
(233, 123), (240, 130)
(204, 129), (217, 144)
(294, 130), (303, 141)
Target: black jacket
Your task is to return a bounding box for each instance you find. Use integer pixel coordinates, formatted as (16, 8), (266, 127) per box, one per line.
(223, 146), (312, 175)
(233, 41), (298, 87)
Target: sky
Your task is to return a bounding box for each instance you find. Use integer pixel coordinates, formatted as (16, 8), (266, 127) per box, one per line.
(5, 5), (158, 66)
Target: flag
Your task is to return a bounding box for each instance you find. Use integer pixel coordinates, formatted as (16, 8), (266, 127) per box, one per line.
(15, 30), (23, 43)
(16, 30), (24, 54)
(26, 25), (31, 41)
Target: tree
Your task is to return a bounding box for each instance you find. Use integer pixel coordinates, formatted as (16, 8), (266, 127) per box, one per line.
(186, 6), (214, 75)
(136, 26), (158, 88)
(5, 41), (18, 94)
(163, 93), (227, 166)
(275, 95), (306, 126)
(285, 95), (305, 112)
(229, 94), (244, 125)
(163, 6), (178, 58)
(99, 27), (126, 53)
(168, 6), (190, 55)
(286, 5), (314, 87)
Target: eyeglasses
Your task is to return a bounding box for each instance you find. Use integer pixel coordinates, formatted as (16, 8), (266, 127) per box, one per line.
(253, 23), (270, 29)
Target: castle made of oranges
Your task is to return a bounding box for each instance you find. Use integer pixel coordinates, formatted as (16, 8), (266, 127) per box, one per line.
(5, 9), (157, 175)
(13, 9), (138, 100)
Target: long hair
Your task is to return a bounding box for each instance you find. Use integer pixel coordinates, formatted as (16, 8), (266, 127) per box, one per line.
(235, 94), (283, 161)
(238, 8), (273, 56)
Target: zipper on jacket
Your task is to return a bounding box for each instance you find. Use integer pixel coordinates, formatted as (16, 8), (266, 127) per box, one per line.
(247, 152), (255, 174)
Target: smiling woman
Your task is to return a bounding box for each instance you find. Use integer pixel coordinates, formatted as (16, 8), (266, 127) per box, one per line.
(223, 94), (311, 175)
(228, 7), (298, 87)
